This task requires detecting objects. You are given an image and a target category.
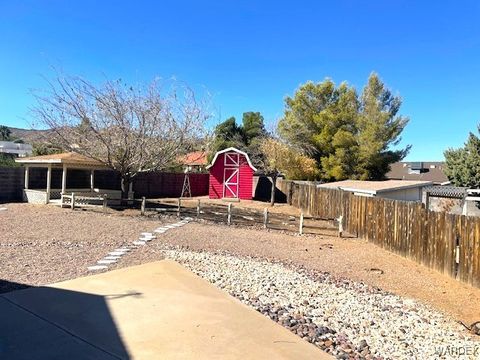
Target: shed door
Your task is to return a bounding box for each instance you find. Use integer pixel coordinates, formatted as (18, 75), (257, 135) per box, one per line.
(223, 168), (239, 198)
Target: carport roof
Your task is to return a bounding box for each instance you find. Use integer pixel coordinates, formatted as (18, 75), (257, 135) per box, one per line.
(318, 180), (433, 195)
(15, 152), (108, 168)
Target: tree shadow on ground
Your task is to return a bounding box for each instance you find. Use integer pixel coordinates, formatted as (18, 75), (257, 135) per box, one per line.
(0, 279), (134, 359)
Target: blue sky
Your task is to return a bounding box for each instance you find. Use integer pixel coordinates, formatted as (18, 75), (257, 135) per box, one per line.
(1, 1), (479, 161)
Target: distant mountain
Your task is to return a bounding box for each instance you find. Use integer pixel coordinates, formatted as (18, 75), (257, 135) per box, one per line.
(6, 127), (53, 144)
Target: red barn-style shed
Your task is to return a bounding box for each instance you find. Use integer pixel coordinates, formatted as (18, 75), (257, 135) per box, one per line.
(207, 147), (257, 200)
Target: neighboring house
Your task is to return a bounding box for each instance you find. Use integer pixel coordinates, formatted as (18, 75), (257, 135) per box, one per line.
(424, 186), (480, 217)
(0, 141), (33, 157)
(318, 180), (433, 202)
(178, 151), (208, 173)
(386, 161), (449, 185)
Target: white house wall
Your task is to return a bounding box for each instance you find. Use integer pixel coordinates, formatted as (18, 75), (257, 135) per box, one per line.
(377, 187), (423, 201)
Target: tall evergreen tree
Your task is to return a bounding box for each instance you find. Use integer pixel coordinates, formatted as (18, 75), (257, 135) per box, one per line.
(278, 73), (410, 181)
(211, 112), (268, 166)
(444, 127), (480, 188)
(211, 117), (244, 151)
(356, 73), (410, 180)
(242, 112), (267, 141)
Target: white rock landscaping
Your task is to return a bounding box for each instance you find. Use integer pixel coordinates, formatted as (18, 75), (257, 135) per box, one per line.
(162, 249), (480, 360)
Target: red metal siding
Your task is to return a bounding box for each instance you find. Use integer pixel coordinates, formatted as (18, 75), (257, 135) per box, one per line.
(238, 161), (253, 200)
(209, 151), (254, 200)
(209, 153), (225, 199)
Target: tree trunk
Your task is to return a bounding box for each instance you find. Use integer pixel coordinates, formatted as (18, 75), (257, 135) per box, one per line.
(270, 174), (277, 206)
(120, 175), (131, 205)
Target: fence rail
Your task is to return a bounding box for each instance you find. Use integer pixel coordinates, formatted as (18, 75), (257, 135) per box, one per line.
(278, 180), (480, 288)
(137, 198), (338, 236)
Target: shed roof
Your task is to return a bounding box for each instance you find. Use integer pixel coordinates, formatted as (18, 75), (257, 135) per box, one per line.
(15, 152), (107, 168)
(318, 180), (433, 194)
(206, 147), (257, 171)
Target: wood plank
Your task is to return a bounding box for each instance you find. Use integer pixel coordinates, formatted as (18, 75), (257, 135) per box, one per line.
(283, 183), (480, 288)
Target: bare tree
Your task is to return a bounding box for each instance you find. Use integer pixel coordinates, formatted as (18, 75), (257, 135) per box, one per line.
(260, 138), (318, 206)
(32, 74), (210, 198)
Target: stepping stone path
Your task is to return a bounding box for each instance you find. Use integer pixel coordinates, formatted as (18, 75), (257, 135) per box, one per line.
(87, 217), (192, 272)
(98, 259), (117, 265)
(87, 265), (108, 271)
(109, 251), (127, 256)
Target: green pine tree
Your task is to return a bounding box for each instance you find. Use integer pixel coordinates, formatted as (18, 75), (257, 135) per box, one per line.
(278, 73), (410, 181)
(444, 127), (480, 188)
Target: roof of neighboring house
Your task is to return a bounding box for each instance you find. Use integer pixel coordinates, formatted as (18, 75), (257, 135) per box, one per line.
(206, 147), (257, 171)
(0, 141), (33, 157)
(318, 179), (433, 195)
(386, 161), (449, 184)
(179, 151), (208, 166)
(425, 185), (467, 199)
(15, 152), (107, 168)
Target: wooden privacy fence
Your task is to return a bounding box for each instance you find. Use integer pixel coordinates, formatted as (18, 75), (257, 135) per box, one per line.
(278, 180), (480, 288)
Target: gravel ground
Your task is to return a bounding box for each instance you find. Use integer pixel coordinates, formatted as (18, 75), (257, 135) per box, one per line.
(162, 248), (480, 360)
(0, 203), (165, 292)
(2, 204), (480, 359)
(157, 222), (480, 326)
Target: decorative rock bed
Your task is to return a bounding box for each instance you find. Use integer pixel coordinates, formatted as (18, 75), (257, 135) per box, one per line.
(162, 248), (480, 360)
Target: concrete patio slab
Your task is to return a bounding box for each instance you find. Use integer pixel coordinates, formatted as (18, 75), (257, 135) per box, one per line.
(0, 260), (330, 359)
(0, 297), (118, 360)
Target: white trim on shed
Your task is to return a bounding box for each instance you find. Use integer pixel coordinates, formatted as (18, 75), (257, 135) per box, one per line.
(206, 147), (257, 172)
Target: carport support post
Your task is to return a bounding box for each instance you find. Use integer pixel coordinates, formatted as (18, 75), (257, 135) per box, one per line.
(61, 164), (67, 194)
(299, 211), (304, 235)
(46, 164), (52, 204)
(24, 165), (29, 189)
(177, 198), (181, 217)
(90, 170), (95, 192)
(263, 208), (268, 229)
(227, 203), (232, 225)
(71, 192), (75, 210)
(141, 196), (146, 215)
(196, 199), (201, 218)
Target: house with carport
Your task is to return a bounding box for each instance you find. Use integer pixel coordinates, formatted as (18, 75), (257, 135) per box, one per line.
(317, 180), (433, 202)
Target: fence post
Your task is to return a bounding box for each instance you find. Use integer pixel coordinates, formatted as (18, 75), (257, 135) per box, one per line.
(141, 196), (146, 216)
(263, 208), (268, 229)
(71, 192), (75, 210)
(177, 198), (181, 217)
(197, 199), (201, 218)
(288, 181), (294, 205)
(103, 194), (108, 213)
(299, 211), (304, 235)
(338, 215), (344, 238)
(227, 203), (232, 225)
